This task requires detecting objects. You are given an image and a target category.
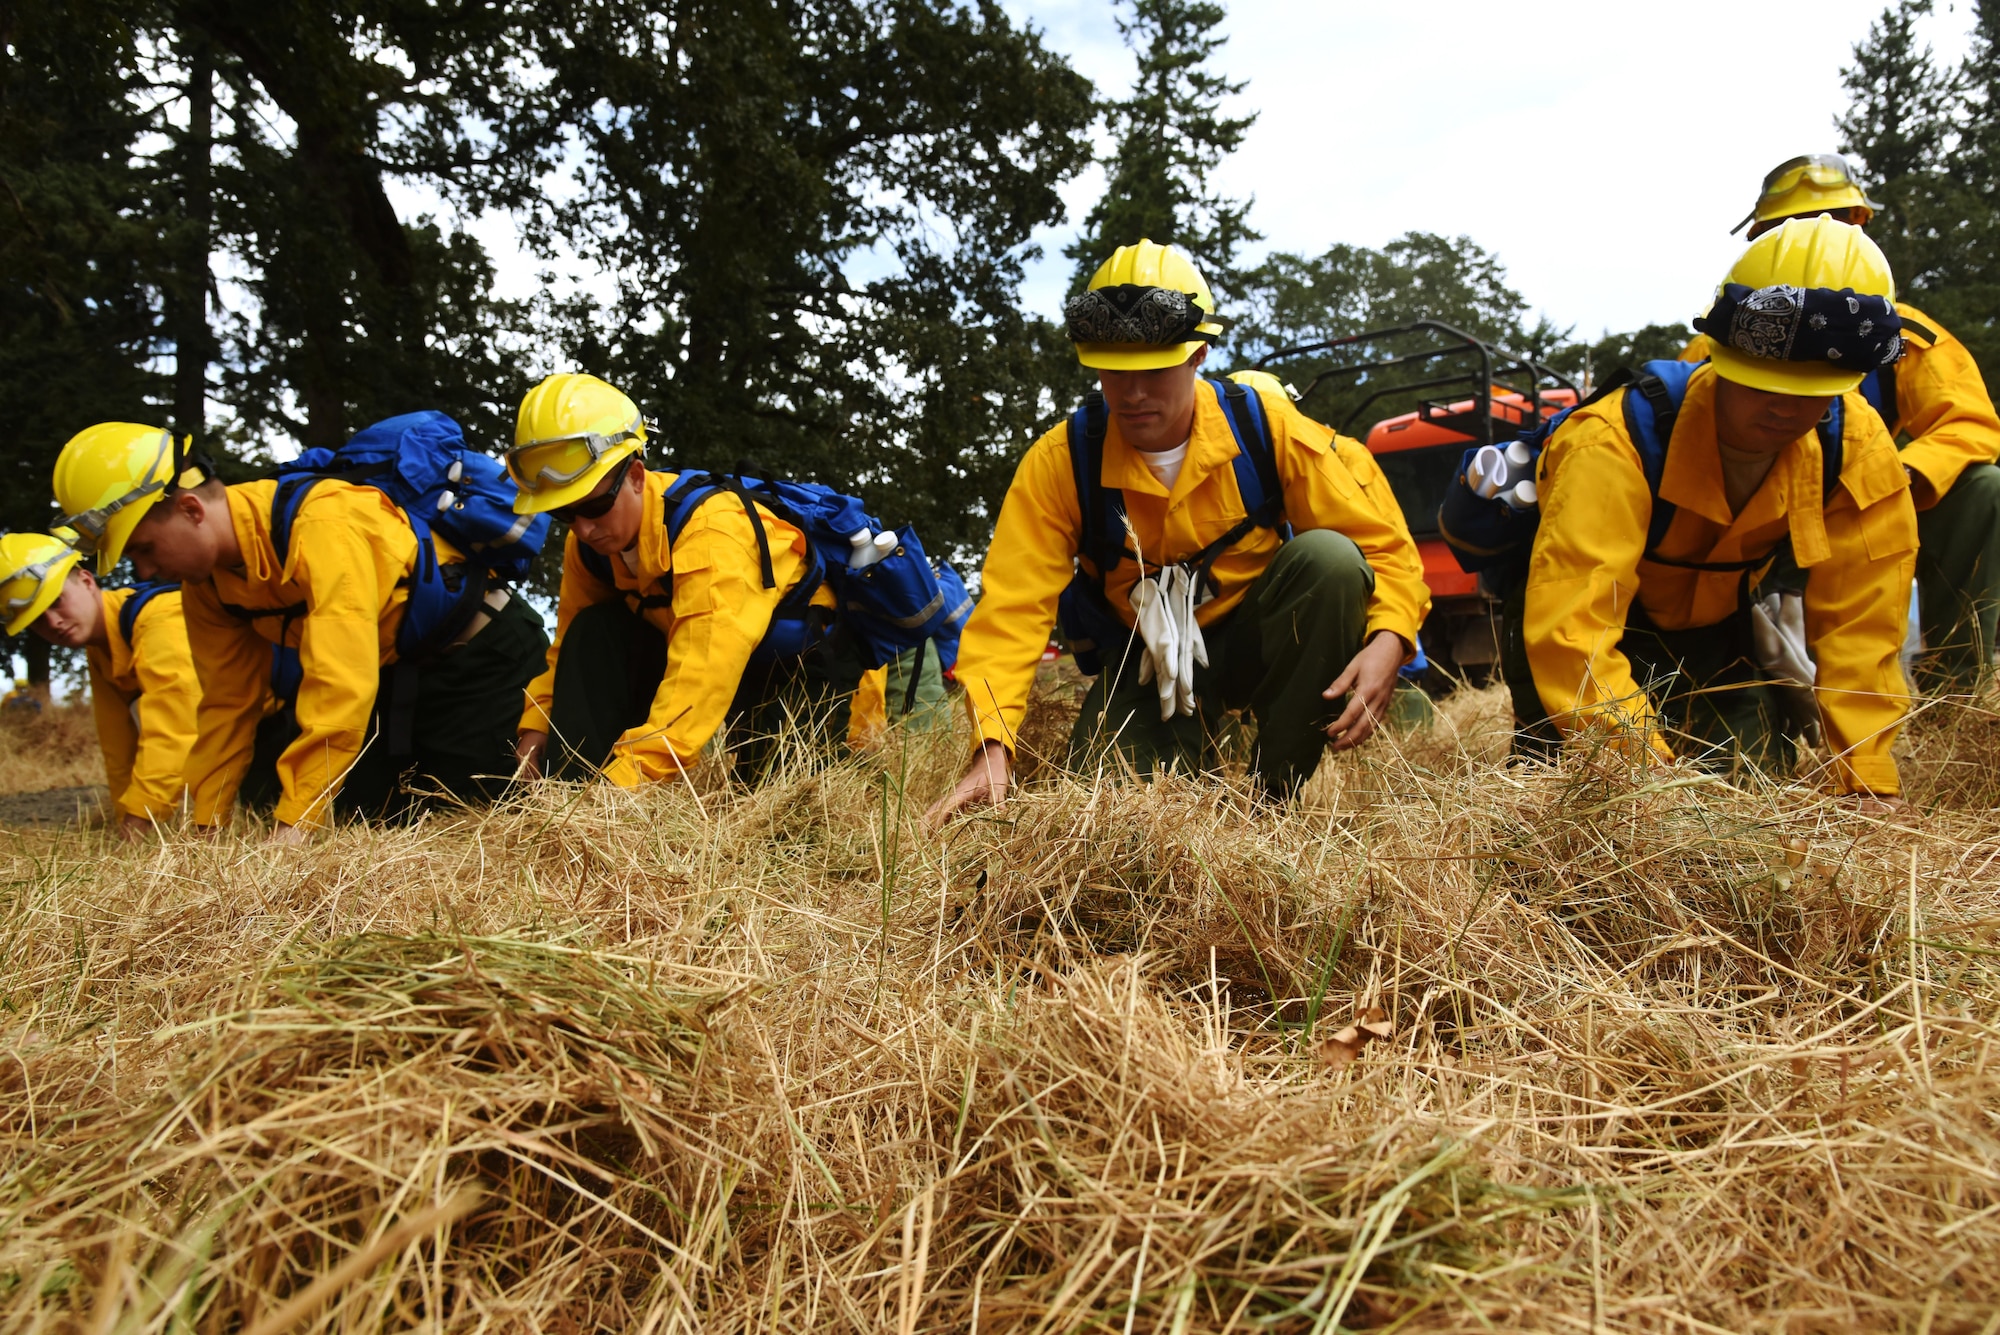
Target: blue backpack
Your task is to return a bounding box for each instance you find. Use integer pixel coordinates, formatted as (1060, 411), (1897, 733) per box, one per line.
(1857, 310), (1935, 436)
(1057, 377), (1288, 675)
(576, 470), (973, 672)
(227, 411), (550, 710)
(1438, 360), (1846, 582)
(116, 580), (178, 646)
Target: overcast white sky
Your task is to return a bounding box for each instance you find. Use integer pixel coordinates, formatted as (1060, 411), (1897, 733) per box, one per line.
(1008, 0), (1979, 342)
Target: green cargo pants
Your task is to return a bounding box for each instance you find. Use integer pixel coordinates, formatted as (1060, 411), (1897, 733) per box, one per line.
(884, 640), (951, 730)
(247, 592), (550, 821)
(1499, 587), (1794, 777)
(1915, 461), (2000, 690)
(546, 601), (865, 783)
(1067, 528), (1375, 798)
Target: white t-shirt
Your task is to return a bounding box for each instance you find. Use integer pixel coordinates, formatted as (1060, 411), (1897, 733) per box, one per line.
(1139, 440), (1190, 492)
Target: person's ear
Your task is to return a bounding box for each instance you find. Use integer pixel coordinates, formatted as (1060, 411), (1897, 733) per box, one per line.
(75, 568), (99, 594)
(172, 490), (207, 526)
(625, 458), (645, 493)
(1188, 344), (1211, 370)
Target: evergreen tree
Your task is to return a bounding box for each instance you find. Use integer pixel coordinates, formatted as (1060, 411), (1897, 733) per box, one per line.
(1065, 0), (1258, 295)
(1838, 0), (1999, 372)
(0, 0), (168, 686)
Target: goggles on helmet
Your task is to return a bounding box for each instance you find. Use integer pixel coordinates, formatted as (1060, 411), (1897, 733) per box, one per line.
(506, 418), (646, 493)
(1733, 154), (1878, 234)
(60, 430), (176, 555)
(2, 553), (71, 620)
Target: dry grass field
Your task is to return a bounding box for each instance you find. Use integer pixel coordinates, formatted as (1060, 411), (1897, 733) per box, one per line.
(1, 679), (1997, 1332)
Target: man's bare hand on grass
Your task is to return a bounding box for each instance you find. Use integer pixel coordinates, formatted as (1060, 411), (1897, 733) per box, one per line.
(515, 729), (549, 780)
(1321, 630), (1406, 752)
(925, 739), (1012, 831)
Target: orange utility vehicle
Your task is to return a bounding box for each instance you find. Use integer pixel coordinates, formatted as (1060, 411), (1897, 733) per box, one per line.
(1252, 321), (1578, 684)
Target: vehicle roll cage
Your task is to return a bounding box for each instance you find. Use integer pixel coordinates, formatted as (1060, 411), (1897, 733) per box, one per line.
(1252, 319), (1581, 446)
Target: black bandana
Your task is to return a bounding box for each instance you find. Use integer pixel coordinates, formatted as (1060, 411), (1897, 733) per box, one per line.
(1063, 284), (1218, 347)
(1694, 283), (1903, 370)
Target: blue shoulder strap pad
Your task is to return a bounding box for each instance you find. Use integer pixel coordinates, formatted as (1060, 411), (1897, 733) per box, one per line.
(117, 580), (177, 646)
(1066, 393), (1127, 574)
(1211, 378), (1287, 531)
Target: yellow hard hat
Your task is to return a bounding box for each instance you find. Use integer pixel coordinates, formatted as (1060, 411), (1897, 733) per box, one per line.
(1696, 216), (1900, 397)
(506, 373), (648, 514)
(51, 423), (195, 573)
(1065, 240), (1223, 371)
(0, 531), (82, 636)
(1226, 369), (1300, 402)
(1734, 153), (1881, 234)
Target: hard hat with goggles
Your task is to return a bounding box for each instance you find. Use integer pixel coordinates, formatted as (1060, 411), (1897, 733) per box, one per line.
(51, 424), (208, 574)
(506, 373), (650, 515)
(0, 531), (83, 636)
(1734, 153), (1882, 235)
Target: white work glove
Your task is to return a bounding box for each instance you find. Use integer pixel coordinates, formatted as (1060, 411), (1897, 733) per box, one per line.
(1129, 574), (1181, 720)
(1131, 567), (1207, 720)
(1750, 590), (1816, 688)
(1168, 564), (1207, 717)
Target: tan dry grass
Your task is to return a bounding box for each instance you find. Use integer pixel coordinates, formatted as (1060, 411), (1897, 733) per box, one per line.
(0, 701), (106, 797)
(0, 687), (1997, 1332)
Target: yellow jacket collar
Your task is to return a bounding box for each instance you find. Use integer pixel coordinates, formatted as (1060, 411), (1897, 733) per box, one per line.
(1656, 369), (1832, 567)
(1101, 388), (1240, 501)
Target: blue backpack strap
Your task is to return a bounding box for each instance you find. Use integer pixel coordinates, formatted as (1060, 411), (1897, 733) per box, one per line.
(1818, 396), (1844, 499)
(117, 580), (177, 646)
(1212, 378), (1287, 533)
(1066, 392), (1127, 576)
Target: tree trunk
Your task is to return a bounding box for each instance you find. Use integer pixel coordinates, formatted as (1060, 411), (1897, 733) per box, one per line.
(19, 634), (50, 690)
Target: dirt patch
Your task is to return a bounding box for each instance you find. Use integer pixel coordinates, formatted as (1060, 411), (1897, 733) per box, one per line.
(0, 785), (107, 828)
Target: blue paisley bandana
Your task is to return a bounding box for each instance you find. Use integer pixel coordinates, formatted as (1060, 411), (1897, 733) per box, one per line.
(1694, 283), (1903, 369)
(1064, 285), (1218, 347)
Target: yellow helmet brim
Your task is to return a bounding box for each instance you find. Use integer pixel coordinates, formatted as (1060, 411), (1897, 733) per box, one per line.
(508, 444), (641, 514)
(3, 548), (81, 636)
(1708, 344), (1865, 398)
(88, 491), (165, 574)
(1075, 338), (1213, 372)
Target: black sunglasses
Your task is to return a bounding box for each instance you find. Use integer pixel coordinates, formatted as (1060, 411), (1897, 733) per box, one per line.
(551, 458), (637, 523)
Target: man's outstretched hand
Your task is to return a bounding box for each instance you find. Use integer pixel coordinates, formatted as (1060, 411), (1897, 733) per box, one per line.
(925, 739), (1013, 831)
(1321, 630), (1407, 753)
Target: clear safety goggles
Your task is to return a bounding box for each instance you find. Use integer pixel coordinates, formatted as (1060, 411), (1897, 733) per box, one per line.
(60, 430), (175, 555)
(1733, 154), (1878, 233)
(1758, 153), (1860, 199)
(1, 553), (70, 619)
(506, 418), (647, 493)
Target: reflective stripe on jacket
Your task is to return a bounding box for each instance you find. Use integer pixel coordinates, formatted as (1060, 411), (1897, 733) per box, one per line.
(1523, 363), (1915, 794)
(180, 479), (449, 828)
(954, 382), (1430, 750)
(89, 585), (199, 820)
(518, 468), (830, 787)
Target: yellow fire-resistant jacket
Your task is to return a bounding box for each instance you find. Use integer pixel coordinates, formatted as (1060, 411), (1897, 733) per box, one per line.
(954, 383), (1431, 749)
(1684, 302), (2000, 505)
(88, 585), (199, 821)
(519, 468), (832, 787)
(180, 480), (459, 828)
(1524, 364), (1916, 794)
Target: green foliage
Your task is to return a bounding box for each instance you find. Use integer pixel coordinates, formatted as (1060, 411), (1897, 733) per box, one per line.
(1228, 233), (1568, 434)
(1840, 0), (2000, 374)
(1065, 0), (1258, 296)
(530, 0), (1094, 560)
(0, 0), (165, 536)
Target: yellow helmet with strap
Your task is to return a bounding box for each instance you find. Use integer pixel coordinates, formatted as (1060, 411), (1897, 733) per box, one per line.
(1065, 240), (1224, 371)
(51, 423), (201, 573)
(0, 531), (82, 636)
(506, 373), (648, 515)
(1735, 153), (1882, 234)
(1697, 216), (1900, 396)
